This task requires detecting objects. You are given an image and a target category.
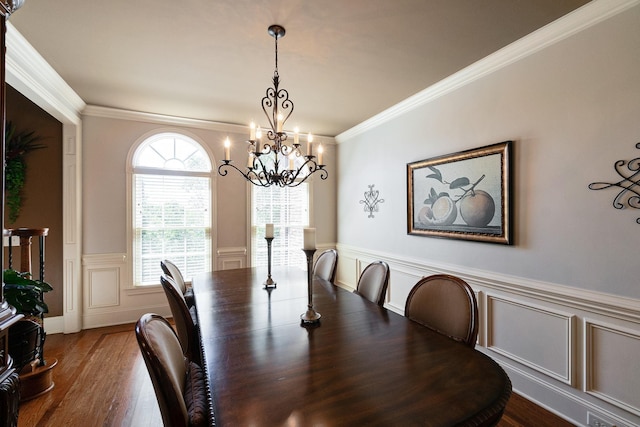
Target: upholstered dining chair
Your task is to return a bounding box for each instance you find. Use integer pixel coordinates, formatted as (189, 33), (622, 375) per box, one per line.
(161, 259), (195, 308)
(404, 274), (478, 348)
(160, 275), (201, 365)
(354, 261), (390, 307)
(313, 249), (338, 283)
(135, 313), (209, 427)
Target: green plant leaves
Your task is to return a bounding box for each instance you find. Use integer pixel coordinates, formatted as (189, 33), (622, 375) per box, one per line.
(3, 269), (52, 316)
(4, 121), (45, 223)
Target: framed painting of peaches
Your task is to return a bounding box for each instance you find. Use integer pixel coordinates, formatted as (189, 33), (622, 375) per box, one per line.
(407, 141), (513, 244)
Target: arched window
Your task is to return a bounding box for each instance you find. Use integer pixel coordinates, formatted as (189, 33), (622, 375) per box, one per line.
(131, 132), (212, 286)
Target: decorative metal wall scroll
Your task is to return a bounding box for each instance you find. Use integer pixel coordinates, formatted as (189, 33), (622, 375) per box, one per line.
(588, 142), (640, 224)
(360, 185), (384, 218)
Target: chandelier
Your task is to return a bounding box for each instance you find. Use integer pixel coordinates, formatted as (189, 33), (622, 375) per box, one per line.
(218, 25), (328, 187)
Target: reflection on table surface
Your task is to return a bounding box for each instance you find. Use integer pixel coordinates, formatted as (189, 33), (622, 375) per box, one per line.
(192, 266), (511, 426)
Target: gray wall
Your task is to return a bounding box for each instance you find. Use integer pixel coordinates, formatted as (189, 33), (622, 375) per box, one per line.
(337, 5), (640, 299)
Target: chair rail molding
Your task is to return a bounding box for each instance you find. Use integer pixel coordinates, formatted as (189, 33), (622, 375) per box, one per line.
(336, 243), (640, 323)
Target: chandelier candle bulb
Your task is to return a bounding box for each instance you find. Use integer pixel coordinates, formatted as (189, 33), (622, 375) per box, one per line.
(277, 114), (283, 133)
(307, 133), (313, 156)
(318, 144), (323, 165)
(303, 228), (316, 250)
(224, 138), (231, 161)
(265, 223), (274, 238)
(289, 154), (295, 170)
(294, 128), (299, 145)
(247, 153), (254, 169)
(250, 122), (256, 140)
(256, 127), (262, 151)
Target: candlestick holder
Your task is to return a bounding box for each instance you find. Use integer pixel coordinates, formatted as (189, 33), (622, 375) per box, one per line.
(301, 248), (321, 324)
(264, 237), (276, 288)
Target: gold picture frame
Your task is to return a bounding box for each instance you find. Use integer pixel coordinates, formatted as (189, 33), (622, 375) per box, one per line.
(407, 141), (513, 244)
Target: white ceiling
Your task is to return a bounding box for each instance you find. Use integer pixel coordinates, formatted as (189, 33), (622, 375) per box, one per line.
(8, 0), (590, 137)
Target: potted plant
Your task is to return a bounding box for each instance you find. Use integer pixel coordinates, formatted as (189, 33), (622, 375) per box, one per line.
(3, 268), (52, 372)
(5, 121), (45, 223)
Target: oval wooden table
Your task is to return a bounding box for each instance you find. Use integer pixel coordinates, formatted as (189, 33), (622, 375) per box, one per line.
(192, 266), (511, 426)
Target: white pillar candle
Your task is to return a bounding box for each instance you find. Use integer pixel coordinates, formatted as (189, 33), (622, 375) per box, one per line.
(265, 223), (274, 238)
(303, 228), (316, 250)
(318, 144), (323, 165)
(250, 121), (256, 141)
(224, 137), (231, 161)
(294, 127), (299, 145)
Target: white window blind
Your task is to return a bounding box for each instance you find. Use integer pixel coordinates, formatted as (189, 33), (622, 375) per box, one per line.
(251, 184), (309, 269)
(132, 133), (211, 286)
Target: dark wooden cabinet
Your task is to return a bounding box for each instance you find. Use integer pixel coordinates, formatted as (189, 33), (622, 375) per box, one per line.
(1, 2), (26, 426)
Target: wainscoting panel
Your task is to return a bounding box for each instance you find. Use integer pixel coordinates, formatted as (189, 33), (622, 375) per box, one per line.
(335, 252), (358, 291)
(87, 268), (120, 308)
(487, 295), (575, 385)
(584, 320), (640, 416)
(217, 247), (246, 270)
(82, 253), (170, 328)
(385, 267), (423, 314)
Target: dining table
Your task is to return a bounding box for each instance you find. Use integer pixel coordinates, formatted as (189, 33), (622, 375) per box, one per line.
(192, 265), (511, 426)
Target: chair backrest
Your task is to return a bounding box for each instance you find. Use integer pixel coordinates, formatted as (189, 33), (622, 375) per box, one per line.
(161, 259), (187, 294)
(313, 249), (338, 282)
(355, 261), (390, 306)
(160, 275), (200, 363)
(404, 274), (478, 348)
(135, 313), (190, 427)
(136, 313), (209, 427)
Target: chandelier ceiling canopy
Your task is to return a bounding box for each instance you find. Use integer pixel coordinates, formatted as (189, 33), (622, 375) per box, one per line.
(218, 25), (327, 188)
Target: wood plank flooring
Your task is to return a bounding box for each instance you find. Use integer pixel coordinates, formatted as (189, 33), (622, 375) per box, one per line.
(17, 323), (576, 426)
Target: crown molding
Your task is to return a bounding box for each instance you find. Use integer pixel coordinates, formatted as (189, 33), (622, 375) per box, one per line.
(335, 0), (640, 143)
(83, 105), (248, 133)
(83, 105), (336, 144)
(5, 22), (85, 125)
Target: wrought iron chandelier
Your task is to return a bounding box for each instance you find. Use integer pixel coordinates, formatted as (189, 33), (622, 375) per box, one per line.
(218, 25), (328, 187)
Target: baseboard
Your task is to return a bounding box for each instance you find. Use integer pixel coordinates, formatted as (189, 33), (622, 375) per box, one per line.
(82, 305), (172, 330)
(42, 316), (64, 335)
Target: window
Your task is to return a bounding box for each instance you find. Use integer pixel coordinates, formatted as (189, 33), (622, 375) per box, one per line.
(132, 132), (212, 286)
(251, 184), (309, 269)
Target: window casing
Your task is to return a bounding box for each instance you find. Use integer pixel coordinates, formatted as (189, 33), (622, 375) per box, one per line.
(131, 132), (212, 286)
(251, 183), (309, 270)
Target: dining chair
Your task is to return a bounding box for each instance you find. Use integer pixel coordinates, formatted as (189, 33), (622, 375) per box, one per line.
(135, 313), (209, 427)
(354, 261), (390, 306)
(313, 249), (338, 283)
(161, 259), (195, 308)
(160, 275), (201, 365)
(404, 274), (478, 348)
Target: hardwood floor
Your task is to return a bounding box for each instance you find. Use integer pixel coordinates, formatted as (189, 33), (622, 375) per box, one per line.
(17, 323), (575, 426)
